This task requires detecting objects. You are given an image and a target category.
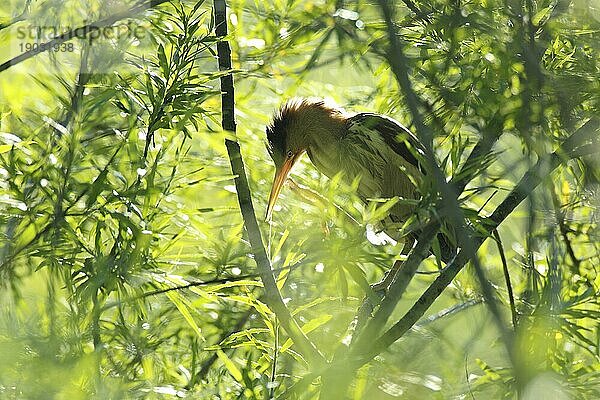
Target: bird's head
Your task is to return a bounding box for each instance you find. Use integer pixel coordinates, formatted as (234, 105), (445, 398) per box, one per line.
(265, 98), (346, 220)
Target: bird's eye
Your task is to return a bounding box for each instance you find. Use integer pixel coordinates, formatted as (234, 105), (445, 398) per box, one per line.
(287, 150), (293, 158)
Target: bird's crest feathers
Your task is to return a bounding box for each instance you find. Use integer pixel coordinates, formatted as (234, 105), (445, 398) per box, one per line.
(266, 98), (346, 165)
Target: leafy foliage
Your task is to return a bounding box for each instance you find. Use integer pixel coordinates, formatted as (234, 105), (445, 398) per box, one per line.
(0, 0), (599, 399)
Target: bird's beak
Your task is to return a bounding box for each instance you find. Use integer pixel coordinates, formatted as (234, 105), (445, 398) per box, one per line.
(265, 152), (303, 221)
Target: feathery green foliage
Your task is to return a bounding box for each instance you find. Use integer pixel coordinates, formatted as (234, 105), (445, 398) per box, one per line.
(0, 0), (599, 398)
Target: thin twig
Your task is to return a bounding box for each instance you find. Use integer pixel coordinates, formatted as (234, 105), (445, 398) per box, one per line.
(494, 229), (518, 330)
(550, 187), (581, 274)
(400, 0), (432, 23)
(0, 0), (32, 31)
(469, 250), (513, 346)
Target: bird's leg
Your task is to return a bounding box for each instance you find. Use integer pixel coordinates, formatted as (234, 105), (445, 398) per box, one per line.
(286, 178), (323, 205)
(371, 236), (415, 294)
(371, 259), (404, 295)
(350, 237), (415, 344)
(287, 178), (360, 224)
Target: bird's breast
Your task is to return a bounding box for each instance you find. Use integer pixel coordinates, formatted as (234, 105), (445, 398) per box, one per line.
(306, 139), (386, 198)
(306, 145), (341, 181)
(307, 128), (421, 222)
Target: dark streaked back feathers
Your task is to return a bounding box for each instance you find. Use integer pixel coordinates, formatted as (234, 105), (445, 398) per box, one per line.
(346, 113), (424, 172)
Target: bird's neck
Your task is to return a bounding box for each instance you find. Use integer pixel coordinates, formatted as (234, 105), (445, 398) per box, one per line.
(286, 106), (348, 180)
(288, 107), (347, 152)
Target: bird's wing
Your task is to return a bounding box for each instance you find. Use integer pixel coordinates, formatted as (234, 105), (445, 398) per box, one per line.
(345, 113), (424, 171)
(345, 114), (456, 260)
(343, 112), (424, 225)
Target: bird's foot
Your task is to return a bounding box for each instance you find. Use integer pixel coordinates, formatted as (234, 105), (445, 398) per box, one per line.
(349, 290), (383, 345)
(349, 260), (404, 344)
(361, 259), (404, 311)
(359, 279), (389, 316)
(370, 279), (390, 297)
(370, 259), (403, 296)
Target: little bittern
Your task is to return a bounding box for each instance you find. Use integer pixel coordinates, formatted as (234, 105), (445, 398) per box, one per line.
(265, 98), (454, 269)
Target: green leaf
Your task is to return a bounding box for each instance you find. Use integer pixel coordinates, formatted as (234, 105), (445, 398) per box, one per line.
(216, 349), (243, 381)
(157, 43), (170, 77)
(280, 314), (333, 353)
(165, 290), (205, 341)
(532, 6), (552, 26)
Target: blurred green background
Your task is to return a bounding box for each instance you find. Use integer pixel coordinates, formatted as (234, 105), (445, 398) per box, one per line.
(0, 0), (599, 398)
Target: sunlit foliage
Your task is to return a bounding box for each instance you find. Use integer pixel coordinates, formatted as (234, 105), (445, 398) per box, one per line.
(0, 0), (599, 398)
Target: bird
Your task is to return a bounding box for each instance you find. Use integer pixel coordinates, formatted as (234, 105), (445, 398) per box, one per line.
(265, 98), (455, 288)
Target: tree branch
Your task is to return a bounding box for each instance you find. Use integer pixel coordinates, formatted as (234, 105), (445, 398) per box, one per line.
(363, 117), (600, 361)
(0, 0), (32, 32)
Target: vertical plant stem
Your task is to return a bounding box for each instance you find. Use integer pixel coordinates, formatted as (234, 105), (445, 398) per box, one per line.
(270, 318), (279, 398)
(91, 289), (101, 349)
(213, 0), (325, 367)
